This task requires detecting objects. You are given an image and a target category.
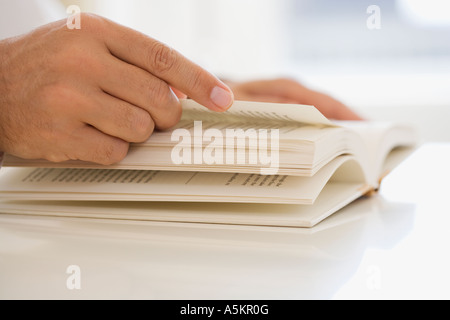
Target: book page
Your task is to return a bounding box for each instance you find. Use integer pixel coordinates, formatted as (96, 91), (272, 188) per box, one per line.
(180, 99), (335, 127)
(137, 119), (329, 147)
(1, 100), (343, 174)
(3, 121), (337, 175)
(334, 121), (418, 185)
(0, 181), (369, 228)
(0, 155), (361, 205)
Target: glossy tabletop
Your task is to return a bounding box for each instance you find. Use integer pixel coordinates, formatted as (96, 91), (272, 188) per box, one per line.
(1, 143), (449, 299)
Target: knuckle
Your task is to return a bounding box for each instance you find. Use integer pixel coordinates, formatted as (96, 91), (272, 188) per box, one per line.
(154, 99), (182, 130)
(166, 102), (183, 128)
(118, 105), (154, 142)
(132, 111), (155, 142)
(118, 104), (138, 127)
(77, 13), (106, 32)
(149, 42), (177, 74)
(145, 81), (182, 130)
(96, 139), (129, 165)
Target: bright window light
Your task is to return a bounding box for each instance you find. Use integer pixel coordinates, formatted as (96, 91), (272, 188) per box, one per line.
(397, 0), (450, 26)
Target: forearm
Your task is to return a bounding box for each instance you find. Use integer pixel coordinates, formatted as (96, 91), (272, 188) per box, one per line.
(2, 41), (17, 163)
(0, 39), (10, 155)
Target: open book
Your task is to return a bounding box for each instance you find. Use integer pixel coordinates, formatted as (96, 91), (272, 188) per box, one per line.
(0, 100), (417, 227)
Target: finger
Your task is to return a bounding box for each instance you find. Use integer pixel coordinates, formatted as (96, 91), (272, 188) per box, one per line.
(171, 86), (187, 99)
(301, 90), (364, 121)
(65, 125), (130, 165)
(246, 79), (363, 120)
(97, 57), (182, 130)
(79, 91), (155, 143)
(280, 81), (364, 120)
(101, 19), (234, 112)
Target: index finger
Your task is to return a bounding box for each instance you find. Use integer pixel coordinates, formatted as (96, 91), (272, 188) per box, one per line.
(101, 18), (234, 112)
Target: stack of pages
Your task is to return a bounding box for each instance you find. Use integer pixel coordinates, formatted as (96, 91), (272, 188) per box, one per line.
(0, 100), (417, 227)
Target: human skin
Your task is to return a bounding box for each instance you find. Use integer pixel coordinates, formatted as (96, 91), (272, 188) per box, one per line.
(225, 78), (362, 121)
(0, 14), (361, 165)
(0, 13), (234, 165)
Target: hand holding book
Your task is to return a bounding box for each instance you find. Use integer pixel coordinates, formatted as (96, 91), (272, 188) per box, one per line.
(0, 14), (233, 166)
(0, 100), (417, 227)
(224, 78), (363, 121)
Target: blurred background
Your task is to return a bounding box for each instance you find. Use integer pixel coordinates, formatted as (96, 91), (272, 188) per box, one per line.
(12, 0), (450, 141)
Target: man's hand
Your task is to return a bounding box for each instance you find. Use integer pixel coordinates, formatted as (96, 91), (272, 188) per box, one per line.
(225, 78), (363, 120)
(0, 14), (234, 164)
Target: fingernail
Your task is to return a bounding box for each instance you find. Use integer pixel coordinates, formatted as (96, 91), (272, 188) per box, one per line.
(210, 86), (233, 111)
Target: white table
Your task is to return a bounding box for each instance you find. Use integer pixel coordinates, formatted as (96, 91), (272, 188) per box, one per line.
(1, 143), (449, 300)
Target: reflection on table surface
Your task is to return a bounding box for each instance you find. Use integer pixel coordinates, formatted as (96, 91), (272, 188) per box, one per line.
(0, 143), (449, 299)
